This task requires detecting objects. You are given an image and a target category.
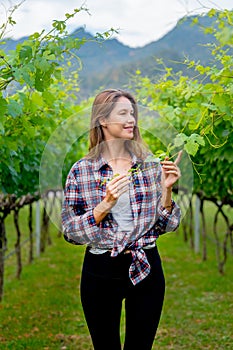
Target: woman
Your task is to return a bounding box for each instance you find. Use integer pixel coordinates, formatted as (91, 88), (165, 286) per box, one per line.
(62, 89), (181, 350)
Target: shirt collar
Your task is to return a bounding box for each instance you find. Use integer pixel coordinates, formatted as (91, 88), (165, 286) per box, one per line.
(88, 155), (108, 172)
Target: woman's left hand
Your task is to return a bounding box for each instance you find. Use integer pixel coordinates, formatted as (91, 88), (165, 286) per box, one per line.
(161, 151), (182, 189)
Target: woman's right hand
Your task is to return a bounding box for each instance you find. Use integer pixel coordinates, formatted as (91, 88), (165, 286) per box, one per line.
(93, 174), (130, 225)
(104, 174), (130, 206)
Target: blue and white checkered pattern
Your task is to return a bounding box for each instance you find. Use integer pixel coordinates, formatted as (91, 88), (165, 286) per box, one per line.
(62, 154), (181, 285)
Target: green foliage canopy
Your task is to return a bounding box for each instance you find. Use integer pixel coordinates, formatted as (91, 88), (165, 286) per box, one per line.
(0, 6), (96, 197)
(132, 9), (233, 203)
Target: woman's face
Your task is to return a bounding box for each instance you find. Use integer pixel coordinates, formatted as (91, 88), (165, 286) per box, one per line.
(101, 96), (136, 141)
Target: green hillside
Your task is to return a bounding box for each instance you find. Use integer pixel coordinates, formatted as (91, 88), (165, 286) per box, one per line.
(2, 15), (217, 98)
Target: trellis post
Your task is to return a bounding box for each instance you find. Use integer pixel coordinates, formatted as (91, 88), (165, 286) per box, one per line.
(194, 195), (201, 253)
(36, 200), (41, 257)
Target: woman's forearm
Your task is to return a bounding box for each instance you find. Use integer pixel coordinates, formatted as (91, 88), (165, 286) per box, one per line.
(93, 199), (114, 225)
(161, 187), (173, 212)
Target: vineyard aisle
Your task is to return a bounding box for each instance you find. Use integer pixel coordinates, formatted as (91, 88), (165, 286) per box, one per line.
(0, 233), (233, 350)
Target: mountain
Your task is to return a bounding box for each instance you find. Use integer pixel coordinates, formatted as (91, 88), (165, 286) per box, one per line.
(71, 15), (217, 97)
(2, 15), (217, 98)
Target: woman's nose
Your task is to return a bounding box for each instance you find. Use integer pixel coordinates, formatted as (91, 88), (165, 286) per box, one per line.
(127, 114), (135, 123)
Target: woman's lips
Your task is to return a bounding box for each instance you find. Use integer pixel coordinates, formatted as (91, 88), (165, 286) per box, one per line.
(124, 126), (134, 132)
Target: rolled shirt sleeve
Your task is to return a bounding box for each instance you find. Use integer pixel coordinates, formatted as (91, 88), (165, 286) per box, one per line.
(155, 200), (181, 234)
(61, 172), (115, 248)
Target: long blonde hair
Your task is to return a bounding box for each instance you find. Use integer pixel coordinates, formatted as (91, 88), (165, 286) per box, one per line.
(87, 89), (148, 159)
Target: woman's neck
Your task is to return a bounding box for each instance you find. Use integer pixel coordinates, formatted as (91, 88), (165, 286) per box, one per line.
(102, 140), (131, 163)
(101, 140), (132, 175)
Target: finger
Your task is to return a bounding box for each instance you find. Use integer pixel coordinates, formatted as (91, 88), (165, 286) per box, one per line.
(112, 183), (129, 199)
(160, 154), (170, 166)
(163, 166), (181, 177)
(163, 170), (180, 175)
(113, 177), (130, 189)
(161, 159), (173, 165)
(110, 179), (130, 195)
(174, 150), (183, 165)
(118, 186), (129, 197)
(108, 174), (128, 185)
(107, 186), (120, 200)
(117, 180), (130, 193)
(161, 163), (177, 169)
(107, 177), (130, 195)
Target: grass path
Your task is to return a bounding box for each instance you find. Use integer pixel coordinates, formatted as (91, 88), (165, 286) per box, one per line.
(0, 229), (233, 349)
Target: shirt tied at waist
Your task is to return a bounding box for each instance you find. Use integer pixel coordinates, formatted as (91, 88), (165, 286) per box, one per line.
(110, 243), (152, 286)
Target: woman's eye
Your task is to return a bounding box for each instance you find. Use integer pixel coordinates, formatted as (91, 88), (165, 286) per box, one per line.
(119, 111), (134, 116)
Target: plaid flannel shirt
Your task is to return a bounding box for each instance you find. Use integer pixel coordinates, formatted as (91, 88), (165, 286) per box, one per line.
(62, 154), (181, 285)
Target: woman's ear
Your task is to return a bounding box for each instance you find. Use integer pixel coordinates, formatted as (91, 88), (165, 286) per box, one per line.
(99, 118), (107, 127)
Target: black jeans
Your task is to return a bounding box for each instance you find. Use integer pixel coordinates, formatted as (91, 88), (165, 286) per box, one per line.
(80, 246), (165, 350)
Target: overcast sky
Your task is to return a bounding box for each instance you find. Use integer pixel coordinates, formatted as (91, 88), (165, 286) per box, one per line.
(1, 0), (233, 47)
